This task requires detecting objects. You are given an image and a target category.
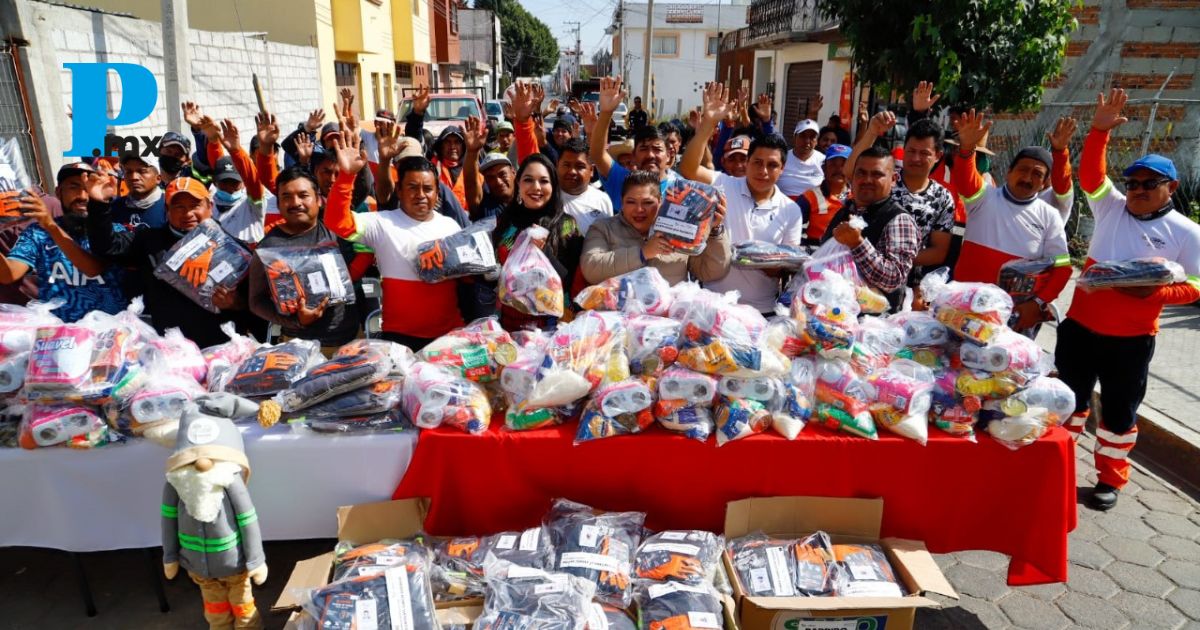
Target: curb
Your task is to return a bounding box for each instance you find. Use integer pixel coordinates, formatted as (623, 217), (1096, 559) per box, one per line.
(1089, 392), (1200, 500)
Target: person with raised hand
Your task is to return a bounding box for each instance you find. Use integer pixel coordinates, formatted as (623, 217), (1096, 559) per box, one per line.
(1055, 88), (1200, 512)
(463, 115), (514, 220)
(590, 76), (681, 209)
(375, 117), (469, 227)
(1041, 116), (1079, 222)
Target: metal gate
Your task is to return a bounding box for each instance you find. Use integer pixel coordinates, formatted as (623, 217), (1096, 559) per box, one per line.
(0, 43), (43, 191)
(783, 60), (822, 139)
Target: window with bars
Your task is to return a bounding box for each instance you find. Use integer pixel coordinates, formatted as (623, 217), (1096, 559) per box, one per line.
(396, 62), (413, 80)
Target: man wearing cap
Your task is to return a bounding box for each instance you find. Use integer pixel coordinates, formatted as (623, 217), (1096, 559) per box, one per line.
(110, 151), (166, 228)
(376, 119), (470, 227)
(0, 163), (127, 321)
(590, 77), (683, 210)
(158, 130), (208, 185)
(491, 120), (515, 157)
(1056, 89), (1200, 511)
(776, 118), (825, 199)
(721, 135), (752, 178)
(680, 83), (801, 314)
(797, 143), (851, 246)
(951, 110), (1072, 331)
(461, 115), (514, 222)
(86, 174), (247, 348)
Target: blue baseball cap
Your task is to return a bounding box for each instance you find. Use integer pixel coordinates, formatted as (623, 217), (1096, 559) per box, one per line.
(1123, 154), (1177, 181)
(823, 144), (852, 161)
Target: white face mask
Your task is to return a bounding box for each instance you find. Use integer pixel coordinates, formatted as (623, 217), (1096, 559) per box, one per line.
(166, 460), (243, 523)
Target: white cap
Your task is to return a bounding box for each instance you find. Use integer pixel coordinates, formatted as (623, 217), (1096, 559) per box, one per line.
(793, 119), (820, 136)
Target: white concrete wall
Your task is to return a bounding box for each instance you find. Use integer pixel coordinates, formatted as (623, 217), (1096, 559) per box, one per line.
(30, 2), (322, 165)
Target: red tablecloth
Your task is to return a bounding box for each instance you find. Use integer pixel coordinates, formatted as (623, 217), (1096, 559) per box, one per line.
(395, 422), (1077, 586)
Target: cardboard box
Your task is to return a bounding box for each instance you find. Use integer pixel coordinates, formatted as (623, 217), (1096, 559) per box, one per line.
(723, 497), (957, 630)
(272, 498), (484, 626)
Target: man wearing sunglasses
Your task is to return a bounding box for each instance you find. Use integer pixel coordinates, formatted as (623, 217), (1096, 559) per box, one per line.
(1056, 88), (1200, 512)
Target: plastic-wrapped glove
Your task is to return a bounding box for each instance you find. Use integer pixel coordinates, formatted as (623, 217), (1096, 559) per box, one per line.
(793, 531), (839, 596)
(402, 361), (491, 434)
(732, 241), (809, 269)
(153, 219), (252, 313)
(650, 179), (719, 256)
(299, 547), (439, 630)
(416, 217), (499, 283)
(634, 531), (723, 585)
(224, 339), (323, 398)
(499, 225), (564, 317)
(257, 342), (397, 427)
(1078, 256), (1185, 291)
(331, 540), (430, 581)
(833, 544), (904, 598)
(423, 317), (518, 383)
(575, 379), (655, 443)
(201, 322), (262, 392)
(635, 582), (724, 630)
(475, 563), (596, 630)
(727, 533), (798, 597)
(575, 267), (673, 316)
(257, 241), (356, 314)
(545, 499), (645, 609)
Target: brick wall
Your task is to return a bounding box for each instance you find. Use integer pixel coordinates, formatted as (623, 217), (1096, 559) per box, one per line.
(41, 3), (321, 156)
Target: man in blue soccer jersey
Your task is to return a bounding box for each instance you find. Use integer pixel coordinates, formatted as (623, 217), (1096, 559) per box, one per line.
(0, 163), (127, 321)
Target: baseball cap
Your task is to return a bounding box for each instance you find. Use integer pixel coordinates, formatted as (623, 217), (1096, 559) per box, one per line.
(119, 151), (151, 169)
(793, 119), (820, 136)
(553, 115), (577, 131)
(375, 109), (396, 122)
(160, 131), (191, 153)
(56, 161), (97, 185)
(165, 177), (210, 203)
(212, 156), (243, 183)
(1011, 146), (1053, 172)
(479, 153), (513, 173)
(395, 137), (424, 160)
(823, 143), (852, 161)
(320, 122), (341, 142)
(725, 135), (752, 156)
(1123, 154), (1178, 181)
(494, 121), (514, 134)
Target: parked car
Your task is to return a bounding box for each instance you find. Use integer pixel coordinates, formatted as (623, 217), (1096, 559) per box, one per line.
(485, 100), (505, 124)
(397, 91), (484, 138)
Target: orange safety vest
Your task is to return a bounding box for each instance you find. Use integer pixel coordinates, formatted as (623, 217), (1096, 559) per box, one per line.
(438, 161), (469, 209)
(802, 188), (844, 241)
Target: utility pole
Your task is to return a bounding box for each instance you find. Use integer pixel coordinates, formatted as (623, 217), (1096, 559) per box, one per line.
(641, 0), (654, 106)
(564, 21), (581, 80)
(161, 0), (192, 133)
(618, 0), (626, 79)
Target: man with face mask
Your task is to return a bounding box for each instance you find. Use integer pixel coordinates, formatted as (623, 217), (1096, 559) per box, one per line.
(158, 130), (207, 185)
(110, 152), (166, 228)
(0, 163), (127, 321)
(248, 168), (361, 350)
(86, 174), (247, 348)
(951, 109), (1072, 331)
(590, 77), (684, 211)
(1057, 89), (1200, 511)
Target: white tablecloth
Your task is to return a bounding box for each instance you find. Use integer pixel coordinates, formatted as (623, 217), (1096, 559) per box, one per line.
(0, 424), (417, 552)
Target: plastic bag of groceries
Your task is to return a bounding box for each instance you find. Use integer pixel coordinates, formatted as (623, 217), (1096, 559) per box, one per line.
(0, 300), (63, 358)
(499, 225), (564, 317)
(501, 332), (559, 431)
(574, 267), (673, 317)
(955, 368), (1024, 401)
(654, 365), (718, 441)
(625, 314), (680, 377)
(416, 216), (499, 283)
(866, 359), (933, 445)
(635, 582), (725, 630)
(764, 315), (813, 359)
(650, 178), (720, 256)
(257, 340), (402, 427)
(0, 351), (30, 396)
(115, 362), (205, 446)
(475, 562), (596, 630)
(139, 327), (207, 383)
(297, 545), (439, 630)
(523, 311), (624, 410)
(795, 270), (861, 360)
(813, 359), (878, 439)
(727, 533), (800, 597)
(851, 317), (905, 376)
(714, 396), (771, 445)
(929, 367), (978, 440)
(985, 406), (1060, 450)
(18, 404), (112, 449)
(670, 284), (770, 377)
(201, 322), (262, 392)
(798, 217), (889, 315)
(25, 310), (141, 405)
(422, 317), (517, 384)
(770, 358), (815, 440)
(257, 242), (356, 315)
(923, 268), (1013, 346)
(732, 241), (809, 270)
(153, 219), (253, 313)
(402, 361), (491, 434)
(544, 498), (645, 608)
(986, 375), (1075, 424)
(958, 329), (1050, 385)
(1078, 256), (1186, 291)
(223, 339), (323, 398)
(889, 310), (952, 349)
(634, 530), (723, 585)
(575, 378), (656, 443)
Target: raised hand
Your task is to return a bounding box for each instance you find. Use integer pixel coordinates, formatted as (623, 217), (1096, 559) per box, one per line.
(510, 82), (536, 122)
(219, 119), (241, 152)
(411, 84), (431, 116)
(912, 81), (941, 112)
(198, 114), (222, 142)
(84, 172), (117, 203)
(530, 83), (545, 111)
(699, 82), (730, 126)
(255, 111), (280, 153)
(339, 88), (354, 117)
(15, 191), (54, 230)
(598, 76), (626, 114)
(753, 93), (773, 122)
(304, 108), (326, 133)
(954, 109), (992, 151)
(867, 110), (897, 137)
(296, 297), (329, 327)
(375, 119), (402, 162)
(332, 129), (367, 175)
(579, 102), (599, 138)
(805, 94), (824, 120)
(1092, 88), (1128, 131)
(294, 132), (314, 165)
(463, 116), (488, 154)
(181, 101), (205, 129)
(1047, 116), (1078, 152)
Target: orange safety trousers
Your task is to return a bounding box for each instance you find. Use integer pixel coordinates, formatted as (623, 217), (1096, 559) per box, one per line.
(189, 571), (262, 630)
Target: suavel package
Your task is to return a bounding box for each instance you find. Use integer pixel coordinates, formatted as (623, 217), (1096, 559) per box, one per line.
(650, 179), (720, 256)
(257, 242), (356, 314)
(545, 498), (646, 608)
(416, 217), (499, 283)
(153, 219), (252, 313)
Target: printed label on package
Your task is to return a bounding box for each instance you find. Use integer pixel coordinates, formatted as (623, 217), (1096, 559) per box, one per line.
(165, 234), (212, 271)
(209, 260), (235, 284)
(647, 581), (709, 600)
(640, 542), (701, 556)
(658, 531), (690, 541)
(766, 546), (797, 596)
(307, 270), (329, 295)
(519, 528), (541, 551)
(750, 567), (772, 593)
(495, 535), (518, 550)
(654, 215), (699, 240)
(559, 551), (620, 573)
(319, 252), (346, 300)
(384, 566), (415, 630)
(687, 612), (721, 629)
(579, 524), (602, 548)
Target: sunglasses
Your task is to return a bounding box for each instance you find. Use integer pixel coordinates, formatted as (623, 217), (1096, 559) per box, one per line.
(1124, 178), (1169, 191)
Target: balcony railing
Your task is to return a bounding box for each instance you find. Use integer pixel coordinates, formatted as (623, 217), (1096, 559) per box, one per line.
(719, 27), (748, 54)
(746, 0), (835, 43)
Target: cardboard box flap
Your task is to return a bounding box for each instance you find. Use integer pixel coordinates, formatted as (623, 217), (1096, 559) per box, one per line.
(336, 498), (429, 544)
(272, 551), (335, 611)
(724, 497), (883, 539)
(882, 537), (959, 600)
(744, 594), (943, 612)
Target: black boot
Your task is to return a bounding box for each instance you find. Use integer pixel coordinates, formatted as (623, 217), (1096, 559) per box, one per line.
(1088, 483), (1120, 511)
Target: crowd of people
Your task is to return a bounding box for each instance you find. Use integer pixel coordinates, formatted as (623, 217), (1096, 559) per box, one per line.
(0, 79), (1196, 512)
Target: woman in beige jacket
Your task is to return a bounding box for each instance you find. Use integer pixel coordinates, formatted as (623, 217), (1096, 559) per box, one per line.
(581, 170), (732, 286)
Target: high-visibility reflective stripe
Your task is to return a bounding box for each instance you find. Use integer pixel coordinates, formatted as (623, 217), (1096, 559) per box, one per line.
(204, 601), (232, 614)
(1187, 275), (1200, 291)
(961, 184), (987, 204)
(178, 531), (242, 553)
(1085, 178), (1112, 202)
(236, 510), (257, 527)
(951, 225), (966, 236)
(1053, 254), (1071, 267)
(1067, 415), (1088, 428)
(231, 600), (257, 618)
(1097, 446), (1131, 460)
(161, 505), (178, 518)
(1097, 428), (1139, 445)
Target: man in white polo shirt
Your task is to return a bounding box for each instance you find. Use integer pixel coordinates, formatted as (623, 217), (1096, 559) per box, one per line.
(776, 118), (825, 200)
(680, 83), (806, 315)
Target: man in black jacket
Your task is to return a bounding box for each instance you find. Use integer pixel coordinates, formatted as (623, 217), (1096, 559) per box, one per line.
(85, 174), (249, 348)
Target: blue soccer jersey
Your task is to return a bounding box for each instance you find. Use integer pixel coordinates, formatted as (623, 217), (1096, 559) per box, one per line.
(8, 222), (128, 322)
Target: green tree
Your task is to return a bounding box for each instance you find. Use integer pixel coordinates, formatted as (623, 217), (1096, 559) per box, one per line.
(476, 0), (560, 77)
(816, 0), (1078, 112)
